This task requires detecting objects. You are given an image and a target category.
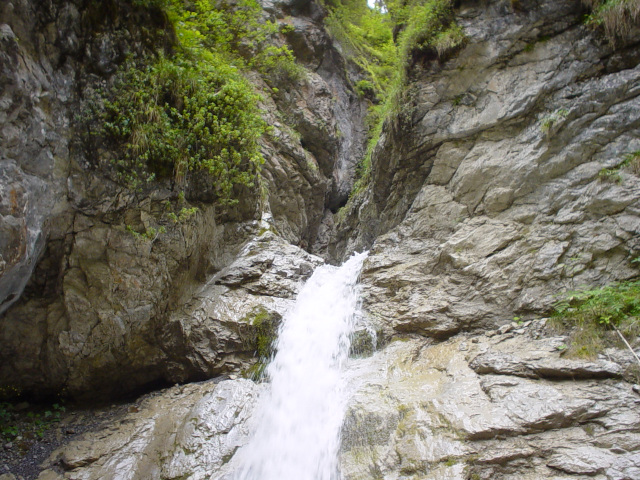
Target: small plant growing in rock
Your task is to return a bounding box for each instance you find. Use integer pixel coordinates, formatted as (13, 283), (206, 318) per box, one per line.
(0, 401), (65, 443)
(167, 207), (199, 223)
(126, 225), (166, 242)
(540, 108), (569, 133)
(240, 307), (280, 381)
(552, 280), (640, 358)
(598, 150), (640, 183)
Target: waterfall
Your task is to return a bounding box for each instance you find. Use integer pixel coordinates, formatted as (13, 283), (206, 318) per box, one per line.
(232, 252), (368, 480)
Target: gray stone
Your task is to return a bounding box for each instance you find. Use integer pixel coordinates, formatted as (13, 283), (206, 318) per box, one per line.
(330, 0), (640, 341)
(339, 335), (639, 480)
(39, 379), (262, 480)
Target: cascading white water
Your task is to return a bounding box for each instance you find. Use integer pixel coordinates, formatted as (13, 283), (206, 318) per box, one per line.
(233, 252), (368, 480)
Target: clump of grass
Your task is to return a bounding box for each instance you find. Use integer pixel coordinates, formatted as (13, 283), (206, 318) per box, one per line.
(540, 108), (569, 134)
(582, 0), (640, 45)
(551, 279), (640, 357)
(240, 307), (279, 381)
(598, 150), (640, 183)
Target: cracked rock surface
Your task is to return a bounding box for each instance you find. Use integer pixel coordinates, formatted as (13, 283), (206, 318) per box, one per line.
(339, 325), (640, 480)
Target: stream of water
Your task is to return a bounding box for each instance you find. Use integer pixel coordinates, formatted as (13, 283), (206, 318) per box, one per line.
(232, 252), (368, 480)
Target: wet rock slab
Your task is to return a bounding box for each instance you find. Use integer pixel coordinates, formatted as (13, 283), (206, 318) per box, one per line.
(339, 331), (640, 480)
(35, 379), (262, 480)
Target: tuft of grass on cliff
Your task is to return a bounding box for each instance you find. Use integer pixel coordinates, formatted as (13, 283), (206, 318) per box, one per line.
(81, 0), (303, 205)
(582, 0), (640, 45)
(551, 277), (640, 358)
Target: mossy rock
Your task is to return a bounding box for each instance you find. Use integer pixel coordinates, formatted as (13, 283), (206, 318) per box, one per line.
(239, 306), (281, 380)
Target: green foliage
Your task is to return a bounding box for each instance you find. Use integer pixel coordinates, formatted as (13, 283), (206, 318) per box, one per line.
(0, 402), (65, 442)
(540, 108), (569, 133)
(324, 0), (397, 100)
(323, 0), (464, 194)
(552, 279), (640, 357)
(598, 150), (640, 182)
(126, 224), (166, 241)
(394, 0), (465, 61)
(83, 0), (304, 204)
(582, 0), (640, 45)
(96, 54), (266, 202)
(355, 79), (376, 97)
(165, 0), (304, 84)
(240, 307), (279, 381)
(167, 206), (199, 223)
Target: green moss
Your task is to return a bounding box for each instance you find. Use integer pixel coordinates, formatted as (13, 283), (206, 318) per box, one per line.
(240, 306), (279, 380)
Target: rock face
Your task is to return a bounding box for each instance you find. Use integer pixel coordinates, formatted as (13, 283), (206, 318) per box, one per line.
(160, 231), (324, 385)
(333, 0), (640, 339)
(0, 226), (322, 399)
(0, 0), (364, 399)
(29, 321), (640, 480)
(0, 2), (70, 316)
(340, 327), (640, 480)
(36, 379), (262, 480)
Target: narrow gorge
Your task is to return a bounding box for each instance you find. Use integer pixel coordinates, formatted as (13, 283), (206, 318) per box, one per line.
(1, 0), (639, 479)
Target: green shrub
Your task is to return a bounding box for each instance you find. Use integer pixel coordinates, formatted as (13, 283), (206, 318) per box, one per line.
(98, 54), (266, 203)
(552, 279), (640, 357)
(82, 0), (304, 204)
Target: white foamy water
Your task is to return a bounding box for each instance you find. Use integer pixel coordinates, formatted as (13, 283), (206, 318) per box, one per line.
(233, 252), (368, 480)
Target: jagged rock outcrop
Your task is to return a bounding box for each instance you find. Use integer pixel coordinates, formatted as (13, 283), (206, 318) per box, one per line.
(160, 231), (324, 384)
(0, 0), (366, 399)
(0, 226), (323, 399)
(332, 0), (640, 339)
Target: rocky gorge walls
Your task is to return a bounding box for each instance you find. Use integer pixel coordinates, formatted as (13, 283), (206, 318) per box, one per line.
(1, 0), (640, 479)
(333, 0), (640, 340)
(0, 0), (367, 399)
(331, 0), (640, 478)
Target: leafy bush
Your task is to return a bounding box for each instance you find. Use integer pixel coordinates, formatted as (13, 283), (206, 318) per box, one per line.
(98, 54), (266, 203)
(552, 279), (640, 357)
(82, 0), (304, 204)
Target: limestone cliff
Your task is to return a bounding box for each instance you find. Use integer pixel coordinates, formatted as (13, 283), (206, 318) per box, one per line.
(333, 0), (640, 340)
(0, 0), (367, 399)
